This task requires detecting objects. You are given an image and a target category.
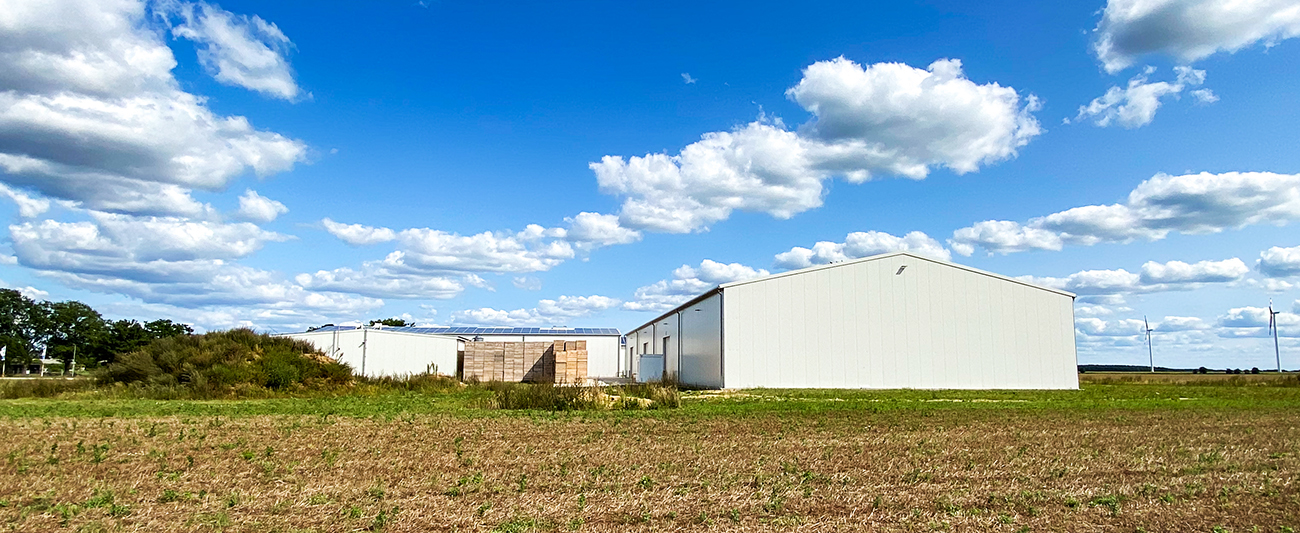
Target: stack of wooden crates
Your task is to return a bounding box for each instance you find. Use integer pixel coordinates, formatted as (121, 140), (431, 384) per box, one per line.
(463, 340), (587, 383)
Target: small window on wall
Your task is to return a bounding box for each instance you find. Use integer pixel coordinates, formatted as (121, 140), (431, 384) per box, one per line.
(643, 342), (648, 354)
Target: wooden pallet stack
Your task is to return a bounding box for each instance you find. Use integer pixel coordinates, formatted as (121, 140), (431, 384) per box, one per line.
(522, 342), (549, 382)
(463, 340), (587, 383)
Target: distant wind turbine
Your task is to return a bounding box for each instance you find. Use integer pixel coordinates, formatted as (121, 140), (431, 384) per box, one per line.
(1144, 316), (1155, 373)
(1269, 299), (1281, 372)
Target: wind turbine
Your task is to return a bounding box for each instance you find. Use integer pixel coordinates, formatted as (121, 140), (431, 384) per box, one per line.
(1269, 300), (1281, 372)
(1144, 316), (1155, 373)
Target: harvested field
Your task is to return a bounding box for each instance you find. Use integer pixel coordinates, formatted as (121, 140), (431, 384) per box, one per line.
(1, 383), (1298, 532)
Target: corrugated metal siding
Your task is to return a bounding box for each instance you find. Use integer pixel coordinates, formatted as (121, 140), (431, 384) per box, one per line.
(722, 254), (1077, 389)
(678, 292), (723, 388)
(282, 329), (459, 378)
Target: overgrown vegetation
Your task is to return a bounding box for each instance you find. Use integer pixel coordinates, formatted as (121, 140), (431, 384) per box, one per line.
(478, 382), (681, 411)
(96, 329), (352, 398)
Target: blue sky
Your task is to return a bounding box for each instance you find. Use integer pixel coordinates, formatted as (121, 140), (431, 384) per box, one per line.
(2, 0), (1300, 369)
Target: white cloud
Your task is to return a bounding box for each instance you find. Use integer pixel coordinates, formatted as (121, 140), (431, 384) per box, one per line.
(235, 189), (287, 222)
(594, 57), (1042, 233)
(1074, 66), (1209, 128)
(452, 294), (620, 327)
(1217, 306), (1300, 338)
(623, 259), (769, 312)
(1075, 317), (1148, 337)
(512, 276), (542, 291)
(322, 218), (397, 245)
(4, 211), (383, 313)
(1023, 258), (1247, 295)
(0, 0), (307, 216)
(1190, 88), (1218, 103)
(1074, 304), (1116, 317)
(951, 171), (1300, 255)
(165, 1), (302, 100)
(681, 73), (697, 84)
(0, 280), (48, 300)
(773, 230), (950, 270)
(11, 212), (288, 266)
(398, 227), (574, 273)
(563, 212), (641, 250)
(295, 264), (468, 300)
(789, 58), (1042, 177)
(1139, 258), (1248, 284)
(313, 214), (639, 298)
(1094, 0), (1300, 74)
(1258, 245), (1300, 278)
(0, 183), (50, 217)
(1158, 316), (1210, 331)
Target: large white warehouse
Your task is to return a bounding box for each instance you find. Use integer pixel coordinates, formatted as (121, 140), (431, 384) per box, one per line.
(626, 252), (1078, 390)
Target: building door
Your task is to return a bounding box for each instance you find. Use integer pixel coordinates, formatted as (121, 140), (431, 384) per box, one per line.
(662, 337), (670, 359)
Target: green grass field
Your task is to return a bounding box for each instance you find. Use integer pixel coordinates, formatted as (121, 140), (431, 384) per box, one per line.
(1, 374), (1297, 532)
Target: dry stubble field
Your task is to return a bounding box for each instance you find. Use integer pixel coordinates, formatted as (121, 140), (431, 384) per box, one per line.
(1, 377), (1298, 532)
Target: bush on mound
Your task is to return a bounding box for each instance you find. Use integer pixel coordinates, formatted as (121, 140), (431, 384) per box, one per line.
(102, 328), (352, 395)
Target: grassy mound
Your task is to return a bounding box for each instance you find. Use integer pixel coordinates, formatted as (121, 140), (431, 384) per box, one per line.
(101, 328), (352, 397)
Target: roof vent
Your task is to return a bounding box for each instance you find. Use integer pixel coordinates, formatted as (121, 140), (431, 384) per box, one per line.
(896, 265), (908, 275)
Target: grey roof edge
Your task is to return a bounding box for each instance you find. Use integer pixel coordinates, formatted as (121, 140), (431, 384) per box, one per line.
(626, 252), (1075, 335)
(282, 325), (620, 336)
(627, 287), (723, 337)
(277, 329), (460, 340)
(719, 251), (1076, 298)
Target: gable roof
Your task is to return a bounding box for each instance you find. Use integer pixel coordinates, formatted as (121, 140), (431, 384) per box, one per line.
(628, 251), (1074, 334)
(721, 251), (1075, 298)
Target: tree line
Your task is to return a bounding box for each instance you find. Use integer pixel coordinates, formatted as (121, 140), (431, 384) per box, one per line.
(0, 288), (192, 374)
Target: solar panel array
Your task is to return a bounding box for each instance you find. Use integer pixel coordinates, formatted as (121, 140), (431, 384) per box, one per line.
(304, 325), (620, 336)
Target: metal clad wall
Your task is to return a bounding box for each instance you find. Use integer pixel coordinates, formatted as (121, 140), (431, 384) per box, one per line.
(631, 325), (656, 381)
(722, 255), (1077, 389)
(282, 329), (458, 378)
(678, 292), (723, 388)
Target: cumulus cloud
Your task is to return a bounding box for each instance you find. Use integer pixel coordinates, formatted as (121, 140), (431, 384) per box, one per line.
(0, 183), (50, 218)
(302, 223), (581, 300)
(1258, 245), (1300, 278)
(1075, 317), (1148, 337)
(235, 189), (287, 222)
(1158, 316), (1211, 331)
(512, 276), (542, 291)
(399, 227), (574, 273)
(1074, 66), (1209, 128)
(4, 211), (383, 314)
(322, 218), (397, 246)
(295, 264), (468, 300)
(951, 172), (1300, 255)
(452, 295), (621, 327)
(773, 230), (950, 270)
(164, 1), (302, 100)
(0, 280), (48, 300)
(0, 0), (307, 216)
(563, 212), (641, 250)
(623, 259), (769, 313)
(593, 58), (1041, 233)
(314, 213), (641, 297)
(1022, 258), (1248, 295)
(1094, 0), (1300, 74)
(1217, 306), (1299, 337)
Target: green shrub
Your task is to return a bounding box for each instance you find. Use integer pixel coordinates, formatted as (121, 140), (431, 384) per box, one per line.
(101, 329), (351, 397)
(0, 378), (98, 399)
(482, 382), (681, 411)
